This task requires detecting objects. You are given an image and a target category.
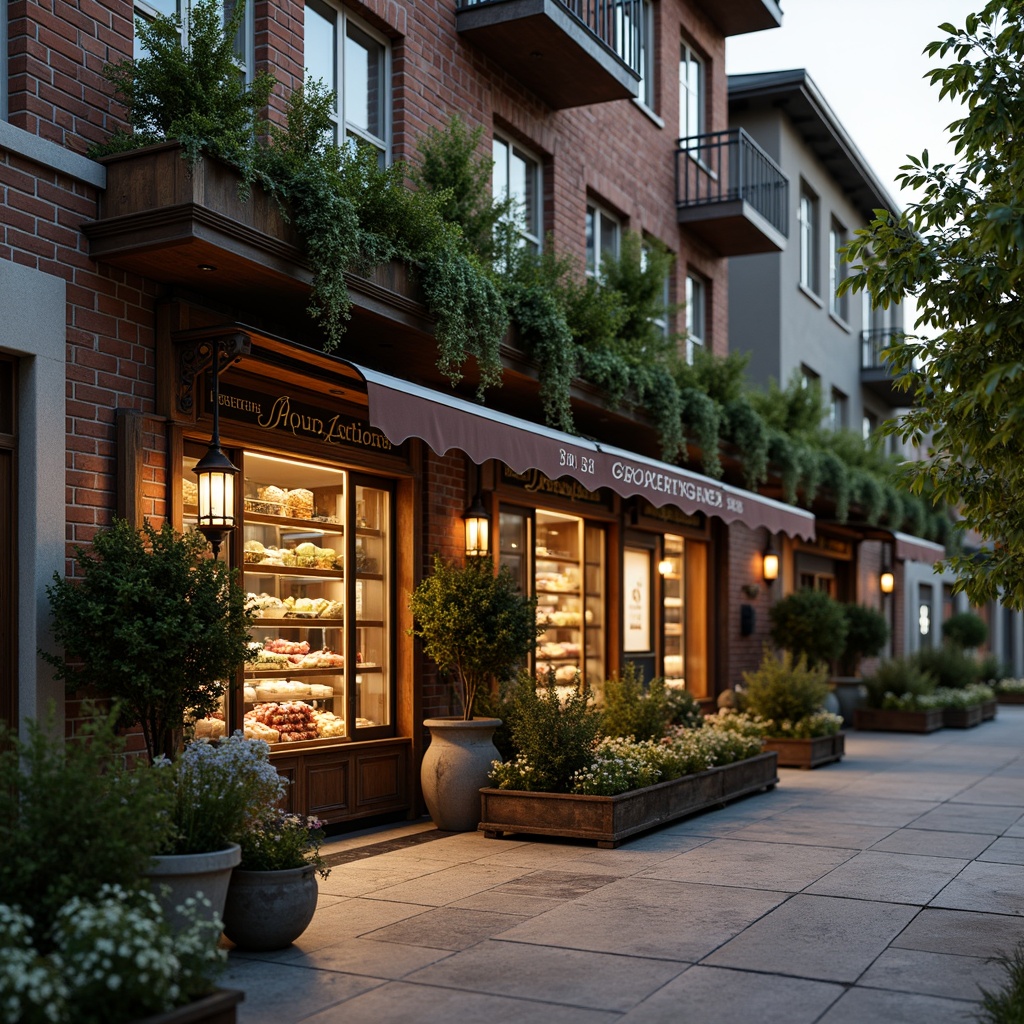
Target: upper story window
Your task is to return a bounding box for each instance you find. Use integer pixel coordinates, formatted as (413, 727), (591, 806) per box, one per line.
(586, 203), (621, 280)
(492, 134), (542, 253)
(685, 273), (705, 364)
(134, 0), (253, 78)
(829, 388), (847, 431)
(620, 0), (654, 110)
(641, 242), (671, 338)
(679, 42), (704, 145)
(798, 185), (819, 295)
(829, 219), (848, 320)
(305, 0), (391, 165)
(800, 364), (819, 393)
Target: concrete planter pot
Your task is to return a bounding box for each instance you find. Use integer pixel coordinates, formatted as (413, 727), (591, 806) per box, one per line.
(479, 752), (779, 849)
(942, 704), (984, 729)
(421, 717), (502, 832)
(763, 732), (845, 769)
(146, 843), (241, 934)
(132, 989), (244, 1024)
(222, 864), (319, 951)
(853, 708), (944, 733)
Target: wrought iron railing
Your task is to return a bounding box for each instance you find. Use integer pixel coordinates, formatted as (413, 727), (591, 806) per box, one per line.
(455, 0), (644, 72)
(861, 328), (898, 371)
(675, 128), (788, 238)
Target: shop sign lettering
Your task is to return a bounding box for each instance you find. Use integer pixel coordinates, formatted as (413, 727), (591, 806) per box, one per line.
(502, 465), (606, 505)
(611, 459), (743, 515)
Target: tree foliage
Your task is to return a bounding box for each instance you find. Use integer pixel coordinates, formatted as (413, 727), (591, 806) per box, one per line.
(839, 2), (1024, 606)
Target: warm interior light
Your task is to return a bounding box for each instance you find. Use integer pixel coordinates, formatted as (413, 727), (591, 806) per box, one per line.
(880, 570), (895, 595)
(463, 494), (490, 558)
(658, 558), (674, 576)
(762, 538), (779, 584)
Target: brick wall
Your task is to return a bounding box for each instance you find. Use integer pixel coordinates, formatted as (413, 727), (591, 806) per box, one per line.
(727, 523), (777, 689)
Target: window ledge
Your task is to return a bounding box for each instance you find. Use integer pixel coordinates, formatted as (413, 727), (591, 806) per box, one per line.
(798, 282), (823, 308)
(632, 98), (664, 129)
(828, 311), (852, 333)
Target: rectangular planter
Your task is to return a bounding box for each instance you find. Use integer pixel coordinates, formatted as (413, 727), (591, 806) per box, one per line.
(763, 732), (845, 769)
(479, 752), (779, 849)
(942, 704), (984, 729)
(997, 692), (1024, 705)
(853, 708), (944, 733)
(981, 699), (998, 721)
(134, 989), (244, 1024)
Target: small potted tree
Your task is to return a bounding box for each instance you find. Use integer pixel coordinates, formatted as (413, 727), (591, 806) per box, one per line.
(409, 554), (539, 830)
(768, 589), (849, 670)
(834, 603), (891, 724)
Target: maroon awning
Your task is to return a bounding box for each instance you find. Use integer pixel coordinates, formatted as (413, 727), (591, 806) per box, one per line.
(356, 366), (816, 540)
(893, 531), (945, 564)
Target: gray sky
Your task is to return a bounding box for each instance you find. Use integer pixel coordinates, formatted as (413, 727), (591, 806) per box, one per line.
(726, 0), (981, 210)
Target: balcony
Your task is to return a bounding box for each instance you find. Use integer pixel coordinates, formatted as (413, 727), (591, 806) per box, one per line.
(861, 329), (913, 406)
(676, 128), (789, 256)
(455, 0), (641, 109)
(691, 0), (782, 37)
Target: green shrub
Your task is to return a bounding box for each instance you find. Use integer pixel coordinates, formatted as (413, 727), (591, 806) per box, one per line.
(769, 589), (848, 667)
(978, 654), (1009, 684)
(599, 663), (667, 741)
(942, 611), (988, 649)
(491, 673), (602, 792)
(978, 943), (1024, 1024)
(912, 645), (980, 690)
(841, 604), (890, 671)
(740, 650), (832, 736)
(861, 657), (936, 709)
(664, 686), (705, 729)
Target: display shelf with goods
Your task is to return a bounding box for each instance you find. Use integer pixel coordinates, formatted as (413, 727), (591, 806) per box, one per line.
(661, 533), (685, 688)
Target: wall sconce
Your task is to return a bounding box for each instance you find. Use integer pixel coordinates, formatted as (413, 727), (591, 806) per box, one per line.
(658, 558), (675, 576)
(762, 538), (779, 585)
(880, 568), (895, 595)
(463, 493), (490, 558)
(193, 340), (239, 559)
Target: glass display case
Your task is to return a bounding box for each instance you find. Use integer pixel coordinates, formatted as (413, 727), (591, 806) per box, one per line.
(661, 533), (685, 688)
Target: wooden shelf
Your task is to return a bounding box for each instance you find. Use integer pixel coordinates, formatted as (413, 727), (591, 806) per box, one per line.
(244, 509), (344, 531)
(243, 563), (343, 578)
(252, 617), (345, 627)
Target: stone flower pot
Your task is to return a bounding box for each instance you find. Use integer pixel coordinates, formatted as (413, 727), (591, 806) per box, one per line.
(146, 844), (242, 934)
(420, 717), (502, 831)
(222, 864), (319, 951)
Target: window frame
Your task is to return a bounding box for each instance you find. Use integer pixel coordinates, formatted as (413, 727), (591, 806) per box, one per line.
(492, 132), (543, 254)
(829, 218), (848, 320)
(304, 0), (392, 165)
(586, 202), (621, 281)
(133, 0), (254, 78)
(798, 185), (820, 295)
(829, 388), (847, 432)
(678, 40), (705, 146)
(641, 241), (671, 339)
(685, 272), (705, 364)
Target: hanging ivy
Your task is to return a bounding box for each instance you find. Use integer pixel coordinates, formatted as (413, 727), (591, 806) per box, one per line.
(722, 398), (769, 488)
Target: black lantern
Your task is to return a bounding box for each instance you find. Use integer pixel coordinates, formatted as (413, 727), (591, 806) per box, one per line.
(463, 493), (491, 559)
(194, 340), (238, 558)
(762, 537), (779, 585)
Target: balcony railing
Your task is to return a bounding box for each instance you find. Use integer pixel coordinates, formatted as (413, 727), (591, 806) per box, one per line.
(861, 328), (916, 407)
(676, 129), (788, 241)
(454, 0), (641, 108)
(861, 328), (897, 370)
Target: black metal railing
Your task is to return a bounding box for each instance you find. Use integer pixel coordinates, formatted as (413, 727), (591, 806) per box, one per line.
(675, 128), (788, 238)
(455, 0), (644, 72)
(861, 328), (898, 371)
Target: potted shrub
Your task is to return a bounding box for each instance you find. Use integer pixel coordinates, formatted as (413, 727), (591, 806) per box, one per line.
(941, 611), (988, 650)
(222, 811), (331, 952)
(768, 589), (849, 669)
(0, 707), (239, 1023)
(739, 650), (845, 769)
(408, 555), (539, 830)
(854, 658), (944, 733)
(44, 518), (254, 761)
(834, 603), (891, 723)
(480, 674), (776, 848)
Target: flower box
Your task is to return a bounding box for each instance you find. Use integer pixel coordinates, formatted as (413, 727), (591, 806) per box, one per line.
(997, 691), (1024, 705)
(478, 752), (779, 849)
(853, 708), (944, 733)
(981, 699), (998, 720)
(942, 704), (984, 729)
(762, 732), (845, 769)
(133, 989), (244, 1024)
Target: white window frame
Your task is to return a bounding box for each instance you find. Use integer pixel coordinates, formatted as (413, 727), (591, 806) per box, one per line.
(586, 202), (621, 281)
(625, 0), (654, 111)
(304, 0), (392, 165)
(133, 0), (254, 79)
(679, 41), (704, 146)
(798, 185), (819, 295)
(829, 388), (847, 431)
(829, 219), (847, 320)
(685, 273), (705, 364)
(492, 133), (542, 253)
(641, 242), (670, 338)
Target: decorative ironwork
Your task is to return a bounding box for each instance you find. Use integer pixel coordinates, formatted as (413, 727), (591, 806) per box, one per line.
(175, 330), (251, 414)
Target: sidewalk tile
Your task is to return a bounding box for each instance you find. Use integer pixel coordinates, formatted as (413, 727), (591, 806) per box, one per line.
(804, 850), (967, 903)
(857, 947), (1004, 1000)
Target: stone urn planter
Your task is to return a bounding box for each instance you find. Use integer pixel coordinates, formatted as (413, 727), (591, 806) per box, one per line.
(131, 988), (244, 1024)
(853, 708), (944, 733)
(222, 864), (319, 951)
(421, 717), (503, 831)
(146, 844), (242, 934)
(762, 732), (845, 769)
(479, 751), (779, 849)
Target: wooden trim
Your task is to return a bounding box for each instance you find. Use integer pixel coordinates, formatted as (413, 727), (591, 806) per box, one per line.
(116, 409), (146, 527)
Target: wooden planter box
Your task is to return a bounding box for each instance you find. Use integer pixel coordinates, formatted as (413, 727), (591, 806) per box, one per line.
(853, 708), (944, 733)
(981, 699), (998, 720)
(997, 691), (1024, 705)
(763, 732), (845, 769)
(942, 704), (984, 729)
(478, 752), (779, 849)
(134, 989), (243, 1024)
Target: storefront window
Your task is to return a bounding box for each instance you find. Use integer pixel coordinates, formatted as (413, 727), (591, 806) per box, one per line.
(658, 532), (708, 699)
(661, 535), (684, 688)
(186, 448), (394, 744)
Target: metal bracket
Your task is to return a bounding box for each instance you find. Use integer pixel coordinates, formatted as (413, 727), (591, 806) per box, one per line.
(174, 329), (251, 414)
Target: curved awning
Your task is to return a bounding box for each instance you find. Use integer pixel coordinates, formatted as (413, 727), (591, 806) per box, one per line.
(893, 531), (945, 564)
(356, 365), (815, 541)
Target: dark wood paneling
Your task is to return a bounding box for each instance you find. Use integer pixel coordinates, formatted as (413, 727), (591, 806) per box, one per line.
(305, 751), (352, 821)
(355, 749), (407, 811)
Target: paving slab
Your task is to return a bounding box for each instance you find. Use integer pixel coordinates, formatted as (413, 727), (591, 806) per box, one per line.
(911, 802), (1024, 835)
(953, 776), (1024, 806)
(638, 838), (853, 891)
(497, 877), (788, 961)
(403, 939), (687, 1011)
(817, 985), (986, 1024)
(362, 861), (533, 906)
(702, 894), (919, 982)
(892, 907), (1024, 959)
(759, 795), (939, 828)
(618, 965), (843, 1024)
(364, 905), (530, 951)
(931, 860), (1024, 915)
(857, 946), (1005, 1001)
(724, 817), (895, 850)
(977, 836), (1024, 864)
(869, 827), (996, 859)
(804, 850), (968, 904)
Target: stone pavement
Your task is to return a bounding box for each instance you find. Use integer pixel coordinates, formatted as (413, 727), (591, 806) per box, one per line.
(222, 707), (1024, 1023)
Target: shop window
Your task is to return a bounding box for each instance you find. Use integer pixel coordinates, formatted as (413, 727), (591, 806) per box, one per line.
(0, 356), (14, 727)
(305, 0), (391, 165)
(186, 448), (394, 744)
(492, 134), (542, 253)
(799, 572), (836, 597)
(659, 533), (708, 700)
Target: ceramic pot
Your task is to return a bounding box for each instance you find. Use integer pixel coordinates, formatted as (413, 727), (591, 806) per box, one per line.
(222, 864), (319, 951)
(146, 843), (241, 933)
(420, 717), (501, 831)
